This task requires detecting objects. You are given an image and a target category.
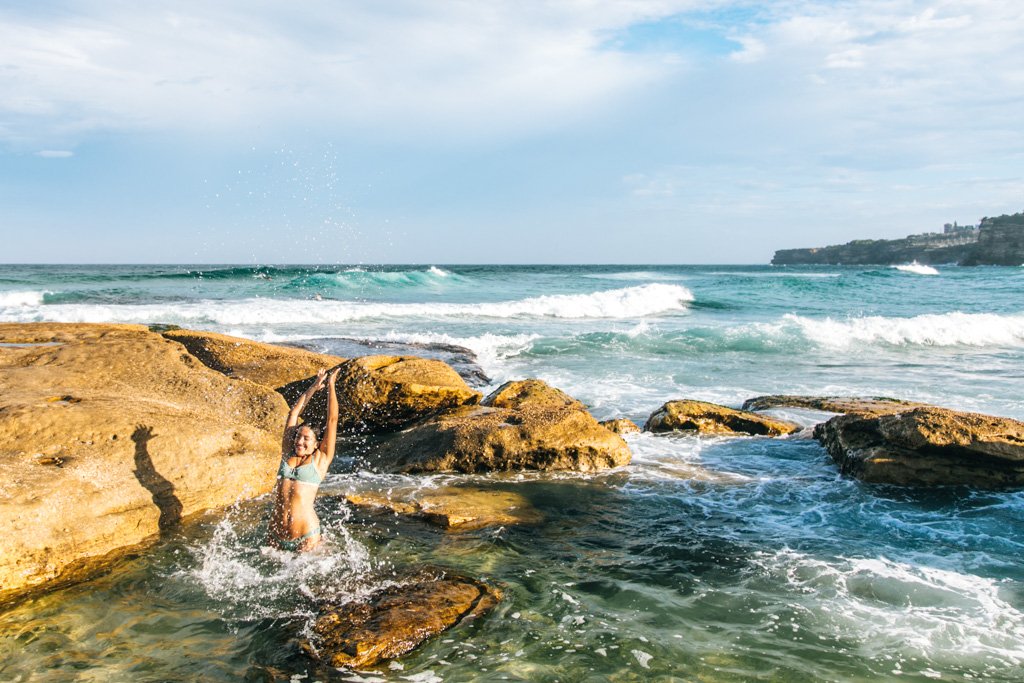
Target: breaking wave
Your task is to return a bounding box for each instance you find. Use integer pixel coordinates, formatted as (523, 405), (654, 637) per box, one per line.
(0, 283), (694, 325)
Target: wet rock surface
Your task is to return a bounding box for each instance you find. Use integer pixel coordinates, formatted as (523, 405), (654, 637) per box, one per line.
(0, 323), (287, 599)
(307, 568), (501, 669)
(645, 400), (800, 436)
(345, 486), (542, 530)
(599, 418), (641, 435)
(358, 380), (631, 473)
(741, 395), (930, 417)
(814, 406), (1024, 488)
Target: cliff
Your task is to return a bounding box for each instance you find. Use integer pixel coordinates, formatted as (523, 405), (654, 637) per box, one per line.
(772, 212), (1024, 266)
(960, 213), (1024, 265)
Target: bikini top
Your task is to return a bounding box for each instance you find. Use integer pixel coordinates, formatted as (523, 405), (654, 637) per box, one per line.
(278, 455), (323, 485)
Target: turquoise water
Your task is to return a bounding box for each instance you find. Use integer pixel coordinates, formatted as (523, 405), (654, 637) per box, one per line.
(1, 264), (1023, 681)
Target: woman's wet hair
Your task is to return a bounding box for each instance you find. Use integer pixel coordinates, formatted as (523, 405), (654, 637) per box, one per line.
(294, 423), (322, 442)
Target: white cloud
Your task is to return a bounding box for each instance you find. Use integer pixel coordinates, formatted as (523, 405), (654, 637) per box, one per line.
(0, 1), (713, 147)
(34, 149), (73, 157)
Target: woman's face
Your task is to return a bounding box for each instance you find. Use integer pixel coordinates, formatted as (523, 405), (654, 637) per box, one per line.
(293, 426), (318, 456)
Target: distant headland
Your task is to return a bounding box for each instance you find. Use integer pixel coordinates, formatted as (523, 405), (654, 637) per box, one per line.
(772, 211), (1024, 266)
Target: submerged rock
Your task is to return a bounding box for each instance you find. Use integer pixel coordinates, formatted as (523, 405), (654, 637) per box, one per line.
(0, 323), (287, 600)
(814, 406), (1024, 488)
(645, 400), (800, 436)
(359, 380), (631, 473)
(599, 418), (641, 435)
(334, 355), (481, 434)
(307, 569), (501, 669)
(345, 486), (542, 530)
(162, 329), (345, 392)
(741, 395), (929, 417)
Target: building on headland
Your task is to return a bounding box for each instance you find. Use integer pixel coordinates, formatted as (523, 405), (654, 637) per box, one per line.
(771, 211), (1023, 266)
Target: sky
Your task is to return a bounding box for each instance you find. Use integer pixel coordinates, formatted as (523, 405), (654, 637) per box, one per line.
(1, 0), (1023, 264)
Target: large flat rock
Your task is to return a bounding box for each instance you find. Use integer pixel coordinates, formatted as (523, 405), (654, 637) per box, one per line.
(162, 329), (345, 392)
(741, 395), (930, 417)
(345, 486), (542, 530)
(307, 569), (501, 669)
(0, 323), (288, 599)
(814, 406), (1024, 487)
(645, 400), (800, 436)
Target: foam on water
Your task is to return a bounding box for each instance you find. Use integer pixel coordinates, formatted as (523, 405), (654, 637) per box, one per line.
(0, 290), (47, 307)
(184, 503), (379, 621)
(756, 550), (1024, 670)
(785, 311), (1024, 348)
(894, 263), (940, 275)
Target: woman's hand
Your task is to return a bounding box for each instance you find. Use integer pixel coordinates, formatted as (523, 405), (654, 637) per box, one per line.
(312, 368), (328, 390)
(328, 367), (340, 384)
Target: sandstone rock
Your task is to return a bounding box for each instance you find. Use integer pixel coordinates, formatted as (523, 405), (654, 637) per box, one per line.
(0, 323), (288, 600)
(482, 379), (584, 412)
(599, 418), (641, 435)
(814, 407), (1024, 487)
(162, 329), (345, 392)
(741, 395), (929, 417)
(345, 486), (542, 530)
(334, 355), (481, 434)
(307, 569), (501, 669)
(358, 379), (631, 473)
(645, 400), (800, 436)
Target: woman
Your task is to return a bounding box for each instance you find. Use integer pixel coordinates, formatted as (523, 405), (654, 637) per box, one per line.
(269, 367), (339, 551)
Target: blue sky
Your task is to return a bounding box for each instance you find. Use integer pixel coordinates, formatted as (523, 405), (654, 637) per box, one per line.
(2, 1), (1022, 263)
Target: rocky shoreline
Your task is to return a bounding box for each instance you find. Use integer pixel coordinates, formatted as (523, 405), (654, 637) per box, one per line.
(771, 210), (1024, 266)
(3, 322), (1023, 667)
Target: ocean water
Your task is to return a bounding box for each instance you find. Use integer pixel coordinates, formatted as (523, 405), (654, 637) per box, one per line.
(1, 263), (1023, 682)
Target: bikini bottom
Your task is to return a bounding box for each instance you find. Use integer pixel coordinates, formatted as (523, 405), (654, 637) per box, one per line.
(275, 526), (321, 552)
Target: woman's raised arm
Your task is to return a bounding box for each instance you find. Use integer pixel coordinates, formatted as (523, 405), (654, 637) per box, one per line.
(281, 368), (327, 453)
(321, 367), (340, 461)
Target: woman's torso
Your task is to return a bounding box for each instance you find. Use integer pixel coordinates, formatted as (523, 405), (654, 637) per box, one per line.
(271, 452), (326, 539)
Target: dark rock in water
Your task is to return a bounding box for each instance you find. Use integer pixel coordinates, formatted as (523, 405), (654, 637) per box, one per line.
(306, 569), (501, 669)
(599, 418), (641, 435)
(814, 407), (1024, 488)
(359, 380), (631, 473)
(645, 400), (800, 436)
(741, 395), (930, 417)
(329, 355), (481, 434)
(287, 337), (491, 387)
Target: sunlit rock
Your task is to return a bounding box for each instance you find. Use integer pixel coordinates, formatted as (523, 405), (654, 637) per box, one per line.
(334, 355), (481, 434)
(0, 323), (287, 600)
(306, 568), (501, 669)
(645, 399), (799, 436)
(815, 406), (1024, 488)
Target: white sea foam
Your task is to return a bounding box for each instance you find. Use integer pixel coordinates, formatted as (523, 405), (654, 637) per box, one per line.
(375, 330), (539, 372)
(583, 271), (690, 282)
(894, 262), (939, 275)
(1, 283), (694, 325)
(427, 266), (449, 277)
(758, 550), (1024, 668)
(739, 311), (1024, 349)
(0, 290), (46, 306)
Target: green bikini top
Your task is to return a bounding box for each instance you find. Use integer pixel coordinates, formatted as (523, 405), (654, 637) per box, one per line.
(278, 455), (323, 485)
